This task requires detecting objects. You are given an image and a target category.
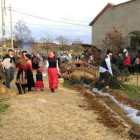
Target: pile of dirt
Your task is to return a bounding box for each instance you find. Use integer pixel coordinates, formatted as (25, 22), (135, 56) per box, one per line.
(73, 85), (130, 135)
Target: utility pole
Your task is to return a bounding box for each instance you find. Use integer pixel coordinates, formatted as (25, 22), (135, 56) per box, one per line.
(1, 0), (6, 48)
(10, 4), (13, 49)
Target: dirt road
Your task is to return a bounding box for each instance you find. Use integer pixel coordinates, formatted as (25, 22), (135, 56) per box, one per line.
(0, 75), (129, 140)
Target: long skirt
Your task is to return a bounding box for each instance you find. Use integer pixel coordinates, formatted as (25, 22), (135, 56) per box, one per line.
(25, 68), (35, 87)
(16, 69), (27, 84)
(48, 68), (58, 89)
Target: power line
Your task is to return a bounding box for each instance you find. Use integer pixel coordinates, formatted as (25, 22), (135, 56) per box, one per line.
(6, 8), (89, 26)
(8, 7), (91, 23)
(2, 20), (90, 28)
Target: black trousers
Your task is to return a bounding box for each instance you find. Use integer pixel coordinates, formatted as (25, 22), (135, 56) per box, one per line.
(95, 71), (111, 86)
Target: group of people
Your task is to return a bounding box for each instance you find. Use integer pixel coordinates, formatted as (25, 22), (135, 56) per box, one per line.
(0, 49), (60, 94)
(111, 52), (140, 74)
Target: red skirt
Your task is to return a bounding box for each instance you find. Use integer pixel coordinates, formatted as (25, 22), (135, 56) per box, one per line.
(48, 68), (58, 89)
(35, 80), (44, 89)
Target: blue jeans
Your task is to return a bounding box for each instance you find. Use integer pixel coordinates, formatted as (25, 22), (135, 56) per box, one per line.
(5, 67), (14, 88)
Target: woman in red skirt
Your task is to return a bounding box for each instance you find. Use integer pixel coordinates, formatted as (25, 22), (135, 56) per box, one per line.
(35, 68), (44, 91)
(46, 52), (60, 93)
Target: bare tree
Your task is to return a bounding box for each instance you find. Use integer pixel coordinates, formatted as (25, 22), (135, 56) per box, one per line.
(40, 35), (54, 53)
(56, 36), (70, 53)
(72, 38), (83, 53)
(102, 27), (125, 53)
(14, 20), (32, 47)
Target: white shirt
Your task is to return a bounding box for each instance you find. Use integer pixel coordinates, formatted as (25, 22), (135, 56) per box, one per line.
(99, 55), (112, 74)
(2, 57), (15, 69)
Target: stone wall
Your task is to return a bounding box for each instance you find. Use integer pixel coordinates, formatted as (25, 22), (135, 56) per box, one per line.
(91, 0), (140, 56)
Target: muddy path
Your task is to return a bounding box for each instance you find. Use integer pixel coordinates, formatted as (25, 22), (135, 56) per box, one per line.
(0, 75), (129, 140)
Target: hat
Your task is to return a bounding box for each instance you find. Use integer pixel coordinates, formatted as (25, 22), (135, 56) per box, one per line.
(48, 52), (55, 58)
(106, 50), (113, 54)
(22, 51), (27, 53)
(37, 68), (43, 73)
(25, 54), (31, 59)
(8, 49), (13, 52)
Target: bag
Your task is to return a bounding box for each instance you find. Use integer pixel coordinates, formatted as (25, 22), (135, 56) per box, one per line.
(58, 78), (64, 84)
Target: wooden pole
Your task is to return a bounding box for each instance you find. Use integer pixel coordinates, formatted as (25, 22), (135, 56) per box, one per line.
(1, 0), (6, 48)
(137, 73), (138, 87)
(10, 4), (14, 49)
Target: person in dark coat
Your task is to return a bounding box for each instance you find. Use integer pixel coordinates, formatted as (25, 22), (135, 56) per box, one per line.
(116, 52), (123, 71)
(24, 54), (35, 92)
(111, 54), (117, 64)
(32, 55), (39, 70)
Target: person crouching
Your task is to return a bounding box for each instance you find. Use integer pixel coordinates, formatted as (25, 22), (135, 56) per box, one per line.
(46, 52), (60, 93)
(35, 68), (44, 91)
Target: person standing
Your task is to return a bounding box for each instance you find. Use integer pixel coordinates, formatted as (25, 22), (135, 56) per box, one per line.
(111, 54), (117, 65)
(46, 52), (60, 93)
(15, 53), (27, 94)
(38, 54), (44, 68)
(88, 54), (94, 66)
(90, 50), (113, 92)
(35, 68), (45, 91)
(2, 49), (15, 89)
(67, 53), (72, 74)
(134, 55), (140, 75)
(24, 54), (35, 92)
(116, 52), (123, 71)
(75, 54), (81, 67)
(123, 53), (131, 71)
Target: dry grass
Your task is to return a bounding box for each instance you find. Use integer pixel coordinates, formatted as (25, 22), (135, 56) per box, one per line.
(124, 74), (140, 86)
(0, 72), (129, 140)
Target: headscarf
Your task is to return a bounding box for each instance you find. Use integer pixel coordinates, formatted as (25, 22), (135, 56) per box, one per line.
(48, 52), (55, 58)
(17, 53), (27, 67)
(37, 68), (43, 73)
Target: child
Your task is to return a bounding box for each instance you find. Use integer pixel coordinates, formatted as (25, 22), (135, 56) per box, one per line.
(35, 68), (45, 91)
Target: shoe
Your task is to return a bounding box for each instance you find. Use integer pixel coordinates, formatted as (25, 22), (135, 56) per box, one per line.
(102, 87), (113, 93)
(41, 89), (44, 91)
(51, 89), (55, 93)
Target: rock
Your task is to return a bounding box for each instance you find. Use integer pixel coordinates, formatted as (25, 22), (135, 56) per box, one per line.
(136, 111), (140, 116)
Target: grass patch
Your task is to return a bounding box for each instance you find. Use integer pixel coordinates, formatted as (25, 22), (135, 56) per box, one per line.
(62, 81), (72, 88)
(0, 104), (9, 113)
(0, 97), (9, 113)
(122, 84), (140, 98)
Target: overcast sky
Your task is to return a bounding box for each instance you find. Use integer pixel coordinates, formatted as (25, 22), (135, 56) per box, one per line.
(0, 0), (129, 44)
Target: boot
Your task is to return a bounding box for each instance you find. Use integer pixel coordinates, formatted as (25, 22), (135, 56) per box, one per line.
(51, 89), (55, 93)
(102, 86), (113, 93)
(15, 83), (22, 94)
(28, 87), (31, 92)
(21, 84), (26, 94)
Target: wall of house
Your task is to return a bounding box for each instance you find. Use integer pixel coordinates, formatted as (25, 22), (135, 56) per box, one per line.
(91, 0), (140, 56)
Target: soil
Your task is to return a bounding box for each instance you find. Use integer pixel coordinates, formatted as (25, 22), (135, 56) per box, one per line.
(0, 72), (129, 140)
